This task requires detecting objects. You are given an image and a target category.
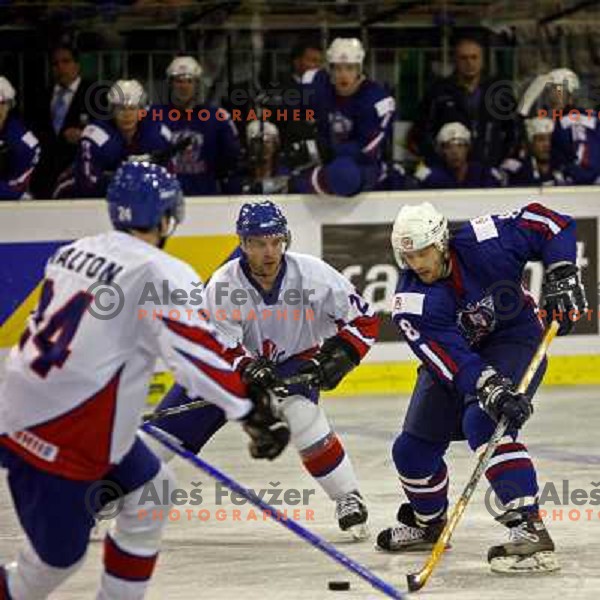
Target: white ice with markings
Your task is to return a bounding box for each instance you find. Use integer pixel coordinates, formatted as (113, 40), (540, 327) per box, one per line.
(1, 387), (598, 599)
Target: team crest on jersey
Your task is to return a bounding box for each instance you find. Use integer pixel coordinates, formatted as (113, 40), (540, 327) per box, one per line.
(329, 112), (353, 142)
(457, 294), (496, 345)
(172, 131), (205, 174)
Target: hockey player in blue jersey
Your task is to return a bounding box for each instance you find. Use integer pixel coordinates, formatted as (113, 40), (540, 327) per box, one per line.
(150, 56), (242, 195)
(64, 80), (172, 198)
(545, 68), (600, 184)
(377, 202), (587, 573)
(290, 38), (396, 197)
(0, 76), (40, 200)
(502, 118), (567, 187)
(415, 122), (504, 189)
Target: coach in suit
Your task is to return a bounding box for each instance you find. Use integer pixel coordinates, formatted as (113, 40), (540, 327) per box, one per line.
(29, 46), (99, 198)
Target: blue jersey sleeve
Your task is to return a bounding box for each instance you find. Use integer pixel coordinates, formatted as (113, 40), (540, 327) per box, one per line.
(391, 283), (487, 396)
(75, 123), (114, 197)
(0, 119), (40, 200)
(493, 202), (576, 267)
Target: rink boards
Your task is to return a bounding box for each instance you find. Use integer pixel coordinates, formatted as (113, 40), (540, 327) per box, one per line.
(1, 186), (599, 396)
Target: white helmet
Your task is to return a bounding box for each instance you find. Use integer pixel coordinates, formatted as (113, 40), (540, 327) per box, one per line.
(247, 120), (279, 141)
(326, 38), (365, 65)
(166, 56), (202, 79)
(436, 121), (471, 145)
(391, 202), (449, 268)
(108, 79), (147, 107)
(548, 68), (579, 94)
(525, 117), (554, 142)
(0, 76), (16, 104)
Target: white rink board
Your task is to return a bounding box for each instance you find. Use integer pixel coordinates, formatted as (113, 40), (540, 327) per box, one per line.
(1, 186), (599, 363)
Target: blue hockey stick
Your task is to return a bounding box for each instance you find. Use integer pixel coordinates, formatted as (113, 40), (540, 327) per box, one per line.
(142, 422), (404, 599)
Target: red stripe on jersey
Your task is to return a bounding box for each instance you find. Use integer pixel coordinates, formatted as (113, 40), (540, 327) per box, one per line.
(352, 315), (380, 341)
(104, 535), (158, 582)
(163, 317), (230, 360)
(525, 203), (568, 229)
(428, 341), (459, 374)
(302, 433), (345, 478)
(447, 250), (465, 298)
(176, 348), (247, 399)
(338, 315), (379, 358)
(338, 330), (370, 358)
(519, 220), (553, 240)
(0, 366), (122, 480)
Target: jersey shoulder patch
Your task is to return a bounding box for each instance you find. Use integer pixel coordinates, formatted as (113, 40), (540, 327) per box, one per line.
(82, 124), (110, 147)
(470, 215), (499, 242)
(21, 130), (39, 149)
(414, 163), (431, 181)
(391, 291), (424, 316)
(501, 158), (522, 173)
(374, 95), (396, 117)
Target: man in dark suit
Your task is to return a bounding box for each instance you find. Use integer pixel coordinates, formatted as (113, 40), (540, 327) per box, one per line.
(29, 46), (98, 198)
(408, 37), (518, 168)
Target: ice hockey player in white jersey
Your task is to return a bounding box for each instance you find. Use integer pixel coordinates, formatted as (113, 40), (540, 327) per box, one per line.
(0, 163), (289, 599)
(143, 200), (380, 540)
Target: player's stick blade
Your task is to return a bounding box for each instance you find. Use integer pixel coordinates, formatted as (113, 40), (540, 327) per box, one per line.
(406, 572), (425, 592)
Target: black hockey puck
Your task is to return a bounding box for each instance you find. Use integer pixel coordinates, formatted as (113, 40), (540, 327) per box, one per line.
(328, 581), (350, 591)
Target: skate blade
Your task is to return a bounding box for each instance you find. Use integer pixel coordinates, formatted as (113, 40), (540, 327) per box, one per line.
(345, 522), (370, 541)
(490, 551), (560, 574)
(375, 541), (451, 553)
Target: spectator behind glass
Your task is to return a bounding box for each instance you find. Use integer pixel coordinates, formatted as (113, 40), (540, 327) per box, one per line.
(545, 68), (600, 184)
(408, 37), (517, 168)
(415, 121), (504, 189)
(0, 76), (40, 200)
(290, 42), (323, 84)
(151, 55), (242, 196)
(55, 79), (172, 198)
(501, 118), (567, 186)
(29, 46), (99, 199)
(241, 120), (289, 194)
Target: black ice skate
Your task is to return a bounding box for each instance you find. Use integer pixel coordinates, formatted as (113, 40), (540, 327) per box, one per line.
(488, 508), (560, 573)
(335, 490), (369, 540)
(376, 503), (446, 552)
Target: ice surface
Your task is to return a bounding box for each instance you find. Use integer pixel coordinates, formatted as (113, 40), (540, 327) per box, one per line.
(1, 387), (598, 599)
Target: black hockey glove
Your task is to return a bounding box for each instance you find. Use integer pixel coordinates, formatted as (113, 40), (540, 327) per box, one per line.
(241, 385), (290, 460)
(476, 370), (533, 430)
(298, 337), (360, 391)
(241, 357), (289, 397)
(542, 262), (588, 336)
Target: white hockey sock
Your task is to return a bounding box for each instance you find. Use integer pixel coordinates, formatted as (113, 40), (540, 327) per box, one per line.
(280, 396), (360, 500)
(97, 463), (175, 600)
(2, 540), (83, 600)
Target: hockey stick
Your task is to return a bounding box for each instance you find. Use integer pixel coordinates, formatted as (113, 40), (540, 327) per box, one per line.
(142, 372), (318, 423)
(406, 320), (560, 592)
(141, 422), (405, 599)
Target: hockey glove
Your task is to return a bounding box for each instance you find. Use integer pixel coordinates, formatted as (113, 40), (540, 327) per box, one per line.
(241, 357), (289, 397)
(298, 337), (360, 391)
(242, 385), (290, 460)
(476, 370), (533, 430)
(542, 262), (588, 336)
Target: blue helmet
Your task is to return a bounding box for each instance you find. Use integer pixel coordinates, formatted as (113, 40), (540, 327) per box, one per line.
(107, 162), (184, 232)
(236, 200), (289, 239)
